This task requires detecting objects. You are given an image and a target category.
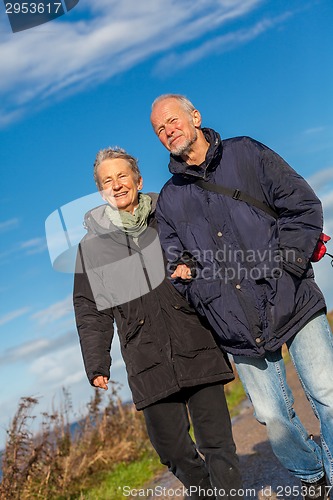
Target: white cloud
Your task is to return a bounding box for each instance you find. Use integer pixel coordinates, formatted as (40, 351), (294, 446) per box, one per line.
(6, 338), (49, 359)
(20, 237), (47, 255)
(0, 218), (19, 233)
(0, 331), (75, 365)
(154, 12), (292, 75)
(0, 108), (24, 128)
(61, 369), (86, 387)
(0, 306), (30, 326)
(31, 295), (73, 325)
(307, 167), (333, 193)
(313, 189), (333, 311)
(303, 127), (326, 135)
(27, 335), (126, 393)
(29, 344), (82, 384)
(314, 259), (333, 312)
(0, 235), (48, 267)
(0, 0), (270, 126)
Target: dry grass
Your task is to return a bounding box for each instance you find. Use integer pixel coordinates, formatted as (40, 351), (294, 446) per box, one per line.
(0, 384), (149, 500)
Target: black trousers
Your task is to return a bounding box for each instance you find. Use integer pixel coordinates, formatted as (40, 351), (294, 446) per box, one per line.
(143, 383), (243, 500)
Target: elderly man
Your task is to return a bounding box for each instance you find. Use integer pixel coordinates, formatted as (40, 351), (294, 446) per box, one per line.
(151, 93), (333, 499)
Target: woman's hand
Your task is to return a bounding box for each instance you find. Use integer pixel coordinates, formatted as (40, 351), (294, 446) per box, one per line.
(93, 375), (109, 390)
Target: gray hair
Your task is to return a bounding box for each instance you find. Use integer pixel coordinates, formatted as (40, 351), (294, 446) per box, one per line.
(93, 147), (141, 189)
(151, 94), (196, 115)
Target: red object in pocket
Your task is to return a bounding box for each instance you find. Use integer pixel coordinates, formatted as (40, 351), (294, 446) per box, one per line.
(311, 233), (331, 262)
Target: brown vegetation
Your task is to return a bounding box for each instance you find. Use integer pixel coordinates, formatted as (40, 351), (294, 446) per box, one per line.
(0, 384), (149, 500)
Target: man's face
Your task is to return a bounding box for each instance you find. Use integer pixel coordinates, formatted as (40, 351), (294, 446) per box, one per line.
(151, 98), (200, 156)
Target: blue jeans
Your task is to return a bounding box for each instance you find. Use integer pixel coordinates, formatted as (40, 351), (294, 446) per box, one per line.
(233, 312), (333, 485)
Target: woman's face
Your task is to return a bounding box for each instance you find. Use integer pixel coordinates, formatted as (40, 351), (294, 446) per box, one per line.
(97, 158), (143, 213)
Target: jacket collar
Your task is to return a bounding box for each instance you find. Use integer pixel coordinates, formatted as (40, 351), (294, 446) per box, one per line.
(168, 128), (223, 178)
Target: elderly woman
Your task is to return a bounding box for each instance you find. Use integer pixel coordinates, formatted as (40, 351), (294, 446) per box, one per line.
(73, 147), (242, 499)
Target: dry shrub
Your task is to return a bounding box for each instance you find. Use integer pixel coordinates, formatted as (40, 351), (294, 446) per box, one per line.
(0, 383), (149, 500)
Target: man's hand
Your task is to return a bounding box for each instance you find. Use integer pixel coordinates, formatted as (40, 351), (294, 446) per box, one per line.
(93, 375), (109, 390)
(171, 264), (192, 280)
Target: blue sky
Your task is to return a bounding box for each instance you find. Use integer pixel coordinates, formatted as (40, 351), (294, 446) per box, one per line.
(0, 0), (332, 448)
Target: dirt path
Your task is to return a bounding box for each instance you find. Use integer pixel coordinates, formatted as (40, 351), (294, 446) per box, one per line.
(141, 361), (320, 500)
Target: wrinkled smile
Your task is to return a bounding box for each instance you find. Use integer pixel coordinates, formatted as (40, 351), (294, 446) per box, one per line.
(114, 191), (129, 198)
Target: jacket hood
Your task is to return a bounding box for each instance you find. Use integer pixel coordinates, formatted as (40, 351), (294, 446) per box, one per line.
(168, 128), (223, 178)
(84, 192), (159, 235)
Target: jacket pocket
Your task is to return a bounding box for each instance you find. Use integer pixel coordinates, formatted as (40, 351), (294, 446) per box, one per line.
(124, 318), (145, 345)
(171, 295), (198, 314)
(265, 270), (303, 335)
(123, 324), (162, 376)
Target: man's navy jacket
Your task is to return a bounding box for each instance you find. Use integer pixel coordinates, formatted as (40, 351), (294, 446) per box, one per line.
(156, 128), (326, 357)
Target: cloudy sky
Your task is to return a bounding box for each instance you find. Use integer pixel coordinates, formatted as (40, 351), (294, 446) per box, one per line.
(0, 0), (332, 449)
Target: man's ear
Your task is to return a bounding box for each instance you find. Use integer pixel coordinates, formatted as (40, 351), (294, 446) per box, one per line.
(192, 109), (202, 128)
(137, 176), (143, 191)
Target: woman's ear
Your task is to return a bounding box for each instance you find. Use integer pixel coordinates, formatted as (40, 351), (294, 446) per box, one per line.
(100, 188), (107, 202)
(137, 176), (143, 191)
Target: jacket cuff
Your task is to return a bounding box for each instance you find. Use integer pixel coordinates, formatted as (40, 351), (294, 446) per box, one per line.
(88, 369), (110, 386)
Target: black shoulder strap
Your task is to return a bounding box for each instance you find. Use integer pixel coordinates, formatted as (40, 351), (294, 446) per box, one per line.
(194, 179), (278, 220)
